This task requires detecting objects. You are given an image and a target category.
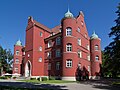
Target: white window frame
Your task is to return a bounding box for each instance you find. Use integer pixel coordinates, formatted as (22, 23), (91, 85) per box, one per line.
(78, 38), (81, 46)
(16, 50), (19, 55)
(40, 32), (43, 37)
(78, 50), (82, 58)
(66, 27), (72, 36)
(47, 51), (51, 59)
(66, 60), (72, 68)
(38, 57), (42, 62)
(39, 46), (42, 51)
(48, 40), (52, 48)
(95, 45), (99, 51)
(15, 58), (19, 64)
(95, 55), (99, 61)
(14, 67), (18, 72)
(77, 27), (80, 32)
(66, 44), (72, 52)
(88, 65), (90, 72)
(56, 49), (61, 57)
(87, 44), (89, 50)
(56, 37), (61, 45)
(87, 54), (90, 61)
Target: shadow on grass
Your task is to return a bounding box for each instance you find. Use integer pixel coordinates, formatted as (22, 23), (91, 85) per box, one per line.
(0, 82), (68, 90)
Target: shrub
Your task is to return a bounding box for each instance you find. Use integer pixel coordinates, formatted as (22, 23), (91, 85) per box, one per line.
(13, 76), (17, 79)
(30, 78), (36, 80)
(0, 76), (7, 79)
(49, 76), (55, 80)
(41, 77), (47, 81)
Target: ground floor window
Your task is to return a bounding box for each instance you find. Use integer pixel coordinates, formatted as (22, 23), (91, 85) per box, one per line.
(66, 60), (72, 68)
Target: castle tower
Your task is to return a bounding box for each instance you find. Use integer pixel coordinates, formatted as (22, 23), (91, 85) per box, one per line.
(90, 32), (102, 79)
(12, 40), (23, 76)
(61, 9), (78, 81)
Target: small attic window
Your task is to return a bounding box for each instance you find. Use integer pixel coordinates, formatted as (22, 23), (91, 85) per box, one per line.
(81, 21), (84, 26)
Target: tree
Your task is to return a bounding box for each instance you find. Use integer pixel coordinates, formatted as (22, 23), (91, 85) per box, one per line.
(103, 3), (120, 77)
(0, 46), (13, 75)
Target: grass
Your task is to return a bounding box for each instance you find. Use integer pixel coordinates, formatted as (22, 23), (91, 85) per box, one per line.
(19, 79), (75, 84)
(112, 82), (120, 85)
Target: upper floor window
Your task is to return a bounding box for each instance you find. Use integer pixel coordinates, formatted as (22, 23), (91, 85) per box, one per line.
(56, 62), (60, 70)
(16, 50), (19, 55)
(15, 58), (19, 64)
(47, 51), (51, 59)
(95, 55), (99, 61)
(40, 32), (43, 37)
(81, 21), (84, 26)
(48, 63), (51, 70)
(66, 27), (72, 36)
(78, 50), (82, 58)
(85, 34), (87, 38)
(77, 27), (80, 32)
(66, 60), (72, 68)
(78, 38), (81, 46)
(56, 37), (61, 45)
(86, 44), (90, 50)
(38, 57), (42, 62)
(56, 49), (61, 57)
(39, 46), (42, 51)
(87, 54), (90, 61)
(95, 45), (99, 51)
(48, 40), (52, 48)
(66, 43), (72, 52)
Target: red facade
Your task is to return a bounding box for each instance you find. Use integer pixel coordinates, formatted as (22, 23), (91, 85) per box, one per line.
(12, 10), (102, 80)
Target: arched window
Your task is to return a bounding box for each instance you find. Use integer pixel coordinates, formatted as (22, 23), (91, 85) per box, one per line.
(56, 37), (61, 45)
(95, 55), (99, 61)
(38, 57), (42, 62)
(15, 58), (19, 64)
(16, 50), (19, 55)
(66, 43), (72, 52)
(66, 27), (72, 36)
(95, 45), (99, 51)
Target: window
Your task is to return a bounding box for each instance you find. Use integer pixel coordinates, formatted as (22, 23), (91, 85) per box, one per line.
(78, 50), (82, 58)
(87, 54), (90, 61)
(95, 45), (99, 51)
(40, 32), (43, 37)
(56, 49), (61, 57)
(39, 46), (42, 51)
(66, 60), (72, 68)
(38, 57), (42, 62)
(48, 63), (51, 70)
(77, 27), (80, 32)
(81, 21), (84, 26)
(15, 58), (19, 64)
(66, 43), (72, 52)
(47, 52), (51, 59)
(78, 38), (81, 46)
(56, 37), (61, 45)
(86, 44), (89, 50)
(85, 34), (87, 38)
(66, 27), (72, 36)
(48, 40), (52, 48)
(88, 65), (90, 72)
(56, 62), (60, 70)
(16, 50), (19, 55)
(14, 67), (18, 72)
(95, 55), (99, 61)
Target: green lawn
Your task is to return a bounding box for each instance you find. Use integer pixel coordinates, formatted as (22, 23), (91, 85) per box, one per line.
(19, 79), (75, 84)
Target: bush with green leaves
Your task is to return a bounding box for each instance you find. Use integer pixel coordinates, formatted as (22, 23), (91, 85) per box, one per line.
(41, 77), (48, 81)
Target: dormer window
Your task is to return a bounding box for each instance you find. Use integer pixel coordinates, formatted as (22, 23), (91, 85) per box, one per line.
(66, 27), (72, 36)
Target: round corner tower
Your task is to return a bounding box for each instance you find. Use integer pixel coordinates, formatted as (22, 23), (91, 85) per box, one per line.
(61, 9), (78, 81)
(90, 32), (102, 79)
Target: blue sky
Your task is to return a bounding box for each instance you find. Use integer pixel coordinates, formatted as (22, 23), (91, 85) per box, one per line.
(0, 0), (119, 53)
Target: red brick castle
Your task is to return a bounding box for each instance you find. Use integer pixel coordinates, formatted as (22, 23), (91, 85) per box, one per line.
(12, 9), (102, 81)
